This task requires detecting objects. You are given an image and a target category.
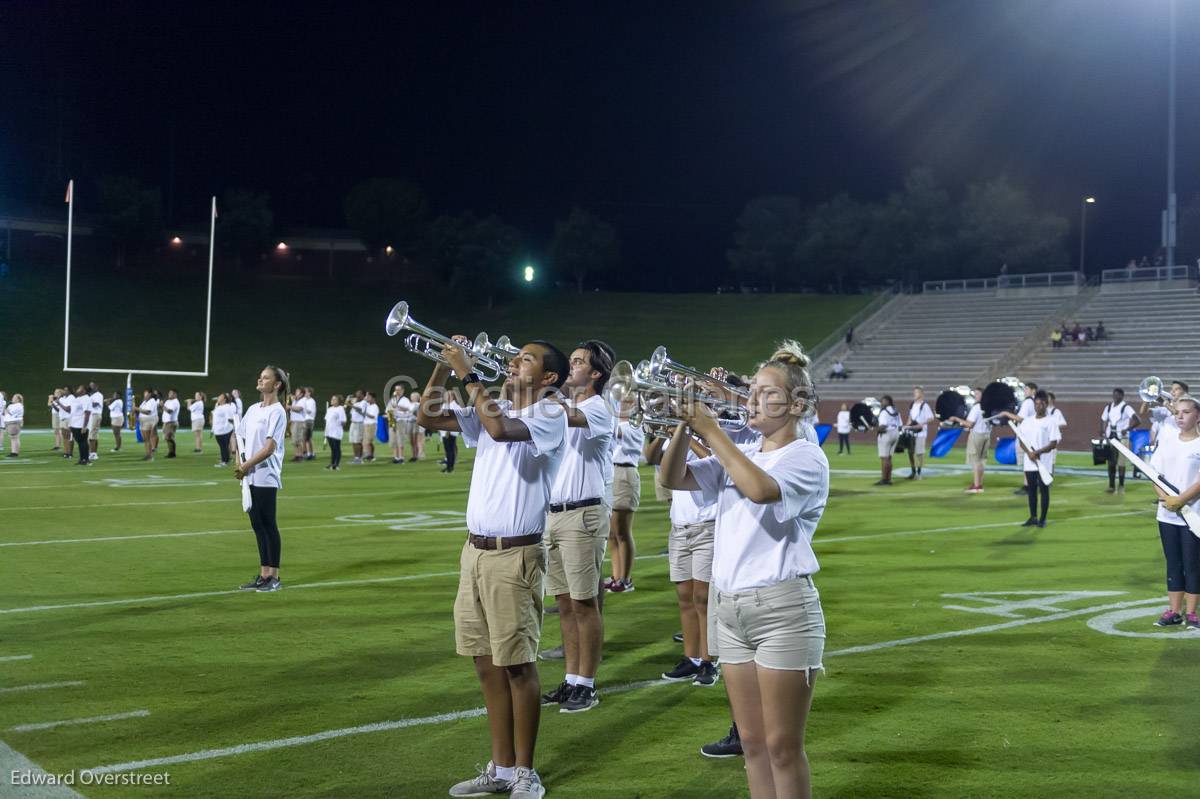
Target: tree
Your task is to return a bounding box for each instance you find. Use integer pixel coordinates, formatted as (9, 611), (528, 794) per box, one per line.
(95, 175), (163, 269)
(549, 208), (620, 294)
(343, 178), (429, 257)
(727, 196), (803, 292)
(795, 194), (874, 291)
(430, 212), (522, 309)
(218, 189), (273, 273)
(863, 168), (956, 285)
(957, 177), (1069, 277)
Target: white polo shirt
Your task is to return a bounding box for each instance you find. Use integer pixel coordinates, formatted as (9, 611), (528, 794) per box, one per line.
(324, 405), (347, 440)
(237, 401), (287, 489)
(1150, 432), (1200, 525)
(1102, 401), (1135, 437)
(690, 437), (829, 594)
(1017, 414), (1061, 473)
(665, 440), (717, 527)
(612, 420), (644, 465)
(212, 404), (235, 435)
(454, 398), (567, 538)
(908, 401), (934, 437)
(550, 394), (615, 505)
(162, 398), (180, 424)
(966, 404), (989, 435)
(836, 410), (851, 434)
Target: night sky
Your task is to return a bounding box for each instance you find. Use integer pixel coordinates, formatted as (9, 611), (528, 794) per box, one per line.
(2, 0), (1197, 288)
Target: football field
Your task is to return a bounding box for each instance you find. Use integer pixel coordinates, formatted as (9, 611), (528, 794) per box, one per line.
(1, 431), (1195, 799)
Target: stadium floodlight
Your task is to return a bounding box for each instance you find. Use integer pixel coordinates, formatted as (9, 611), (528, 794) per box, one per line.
(62, 184), (217, 379)
(523, 265), (535, 282)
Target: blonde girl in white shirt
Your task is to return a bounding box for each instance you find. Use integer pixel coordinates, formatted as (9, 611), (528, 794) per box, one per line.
(234, 366), (290, 592)
(1148, 396), (1200, 630)
(190, 392), (207, 453)
(661, 340), (828, 799)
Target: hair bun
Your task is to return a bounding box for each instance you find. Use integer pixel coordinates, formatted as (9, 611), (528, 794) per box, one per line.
(770, 339), (810, 369)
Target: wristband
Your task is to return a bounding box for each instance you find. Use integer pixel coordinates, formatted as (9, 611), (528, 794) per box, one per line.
(462, 373), (481, 386)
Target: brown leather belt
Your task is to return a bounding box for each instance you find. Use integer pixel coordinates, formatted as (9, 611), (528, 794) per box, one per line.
(548, 497), (603, 513)
(613, 462), (636, 468)
(468, 532), (543, 550)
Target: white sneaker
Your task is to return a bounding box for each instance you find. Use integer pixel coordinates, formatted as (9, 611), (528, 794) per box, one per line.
(507, 768), (545, 799)
(88, 452), (98, 462)
(448, 761), (511, 797)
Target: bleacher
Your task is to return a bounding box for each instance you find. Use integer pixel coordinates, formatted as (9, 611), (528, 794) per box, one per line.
(816, 290), (1074, 400)
(1017, 287), (1200, 400)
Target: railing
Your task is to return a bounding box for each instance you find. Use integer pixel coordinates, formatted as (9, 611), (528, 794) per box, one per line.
(922, 270), (1084, 292)
(1101, 265), (1196, 283)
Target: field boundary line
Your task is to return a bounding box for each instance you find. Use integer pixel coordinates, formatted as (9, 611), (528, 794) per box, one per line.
(0, 681), (85, 695)
(8, 710), (150, 733)
(0, 655), (33, 662)
(819, 509), (1149, 544)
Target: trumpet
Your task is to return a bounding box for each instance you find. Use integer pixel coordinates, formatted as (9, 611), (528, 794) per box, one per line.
(477, 333), (521, 367)
(1139, 375), (1168, 405)
(648, 346), (750, 400)
(607, 359), (749, 431)
(384, 301), (506, 382)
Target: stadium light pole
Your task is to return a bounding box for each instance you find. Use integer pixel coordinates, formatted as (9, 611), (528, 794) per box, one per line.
(1079, 197), (1095, 273)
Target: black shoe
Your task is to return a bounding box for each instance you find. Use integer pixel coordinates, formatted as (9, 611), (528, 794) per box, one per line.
(693, 661), (719, 687)
(240, 575), (267, 591)
(559, 683), (599, 713)
(662, 657), (701, 682)
(1013, 487), (1029, 495)
(672, 632), (684, 644)
(166, 452), (176, 458)
(1037, 520), (1046, 528)
(256, 577), (281, 592)
(873, 479), (892, 486)
(541, 680), (571, 705)
(700, 724), (743, 758)
(1021, 518), (1038, 527)
(906, 471), (916, 480)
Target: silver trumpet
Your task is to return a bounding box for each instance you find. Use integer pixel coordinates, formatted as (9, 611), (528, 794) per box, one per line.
(648, 346), (750, 400)
(477, 333), (521, 367)
(1139, 375), (1168, 405)
(384, 300), (506, 382)
(607, 359), (749, 431)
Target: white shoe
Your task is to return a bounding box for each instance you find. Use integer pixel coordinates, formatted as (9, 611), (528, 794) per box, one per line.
(448, 761), (511, 797)
(507, 767), (545, 799)
(89, 452), (98, 462)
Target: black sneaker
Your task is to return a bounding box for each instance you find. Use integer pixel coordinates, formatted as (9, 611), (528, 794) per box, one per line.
(1154, 610), (1184, 627)
(541, 680), (571, 705)
(662, 657), (701, 682)
(671, 632), (684, 644)
(240, 576), (266, 591)
(1036, 520), (1046, 528)
(559, 683), (598, 713)
(1021, 518), (1038, 527)
(700, 724), (743, 758)
(256, 577), (281, 592)
(693, 661), (719, 687)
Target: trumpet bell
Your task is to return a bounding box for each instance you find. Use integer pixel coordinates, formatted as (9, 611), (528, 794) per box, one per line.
(385, 301), (410, 337)
(1139, 375), (1165, 404)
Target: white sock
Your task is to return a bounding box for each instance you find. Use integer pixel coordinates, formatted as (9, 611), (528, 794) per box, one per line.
(577, 675), (595, 689)
(495, 765), (516, 782)
(565, 673), (579, 686)
(689, 657), (702, 666)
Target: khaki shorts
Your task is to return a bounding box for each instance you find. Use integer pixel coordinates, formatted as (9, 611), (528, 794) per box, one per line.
(709, 575), (825, 672)
(348, 422), (364, 444)
(965, 431), (989, 466)
(5, 422), (20, 438)
(88, 414), (102, 435)
(305, 420), (314, 442)
(612, 464), (641, 511)
(454, 538), (545, 667)
(395, 419), (415, 439)
(141, 417), (158, 433)
(58, 416), (70, 432)
(291, 420), (307, 441)
(111, 416), (125, 429)
(669, 521), (715, 583)
(545, 504), (609, 600)
(163, 422), (178, 441)
(877, 429), (899, 458)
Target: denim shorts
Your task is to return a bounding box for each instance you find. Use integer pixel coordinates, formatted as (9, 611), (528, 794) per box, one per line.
(709, 575), (825, 673)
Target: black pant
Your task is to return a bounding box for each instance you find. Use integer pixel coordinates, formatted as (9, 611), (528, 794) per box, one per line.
(444, 434), (457, 472)
(71, 427), (89, 463)
(247, 485), (281, 568)
(837, 433), (850, 453)
(329, 437), (342, 468)
(1026, 471), (1050, 522)
(216, 432), (232, 464)
(1159, 521), (1200, 593)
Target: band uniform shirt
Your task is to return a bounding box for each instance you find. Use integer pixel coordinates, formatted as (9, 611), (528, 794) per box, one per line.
(664, 440), (718, 526)
(1149, 433), (1200, 525)
(1018, 397), (1036, 420)
(836, 410), (851, 435)
(364, 402), (380, 427)
(289, 401), (307, 422)
(1049, 406), (1067, 429)
(1018, 415), (1061, 474)
(349, 400), (366, 425)
(454, 398), (568, 538)
(878, 406), (902, 434)
(89, 391), (104, 421)
(68, 395), (88, 428)
(690, 437), (829, 594)
(966, 404), (990, 435)
(324, 405), (346, 440)
(107, 398), (123, 424)
(303, 397), (317, 422)
(612, 420), (645, 465)
(237, 401), (287, 489)
(162, 398), (180, 425)
(908, 401), (934, 437)
(1102, 401), (1134, 437)
(3, 402), (22, 424)
(392, 396), (415, 423)
(189, 400), (205, 427)
(212, 404), (235, 436)
(550, 394), (615, 505)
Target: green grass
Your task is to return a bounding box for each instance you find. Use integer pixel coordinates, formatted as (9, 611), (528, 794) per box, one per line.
(0, 270), (872, 408)
(1, 431), (1195, 798)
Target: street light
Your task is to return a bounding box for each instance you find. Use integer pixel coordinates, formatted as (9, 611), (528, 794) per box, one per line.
(1079, 197), (1095, 273)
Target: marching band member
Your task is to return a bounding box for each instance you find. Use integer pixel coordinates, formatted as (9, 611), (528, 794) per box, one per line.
(387, 386), (411, 463)
(86, 382), (103, 462)
(948, 387), (988, 494)
(0, 392), (8, 454)
(660, 340), (827, 799)
(904, 386), (935, 479)
(874, 394), (902, 486)
(49, 388), (64, 452)
(348, 389), (366, 464)
(1001, 389), (1059, 528)
(303, 387), (317, 461)
(289, 387), (308, 462)
(108, 392), (125, 452)
(410, 391), (426, 461)
(1013, 382), (1038, 495)
(835, 403), (851, 454)
(3, 393), (23, 457)
(363, 391), (380, 462)
(235, 366), (289, 593)
(66, 385), (92, 466)
(646, 432), (720, 687)
(1047, 392), (1067, 432)
(1100, 387), (1140, 494)
(137, 389), (159, 461)
(540, 340), (616, 713)
(417, 337), (568, 799)
(1147, 380), (1188, 447)
(440, 394), (459, 473)
(190, 391), (207, 453)
(324, 394), (346, 471)
(1148, 395), (1200, 631)
(211, 393), (235, 467)
(608, 400), (644, 592)
(52, 388), (74, 459)
(161, 389), (181, 459)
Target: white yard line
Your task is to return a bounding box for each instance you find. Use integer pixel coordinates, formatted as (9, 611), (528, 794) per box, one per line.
(9, 710), (150, 733)
(819, 509), (1151, 544)
(82, 595), (1164, 776)
(3, 489), (415, 513)
(0, 655), (33, 662)
(0, 681), (85, 695)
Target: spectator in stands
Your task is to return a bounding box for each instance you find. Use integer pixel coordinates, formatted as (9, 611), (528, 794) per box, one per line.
(844, 326), (854, 348)
(828, 360), (848, 380)
(1050, 329), (1063, 349)
(1095, 321), (1107, 341)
